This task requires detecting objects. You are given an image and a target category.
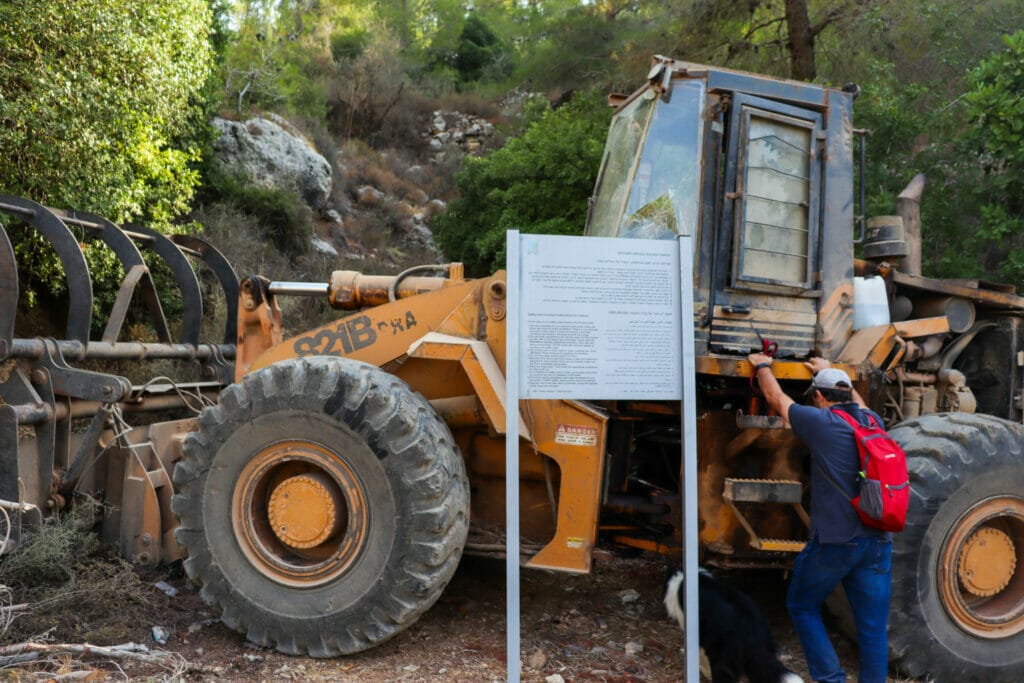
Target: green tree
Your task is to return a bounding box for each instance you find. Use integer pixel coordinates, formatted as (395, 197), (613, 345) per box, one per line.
(0, 0), (214, 224)
(956, 30), (1024, 283)
(453, 14), (506, 83)
(433, 91), (611, 275)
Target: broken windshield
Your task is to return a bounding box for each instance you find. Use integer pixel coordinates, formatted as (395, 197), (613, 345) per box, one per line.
(586, 79), (706, 240)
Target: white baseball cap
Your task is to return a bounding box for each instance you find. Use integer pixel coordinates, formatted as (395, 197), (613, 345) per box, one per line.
(805, 368), (853, 395)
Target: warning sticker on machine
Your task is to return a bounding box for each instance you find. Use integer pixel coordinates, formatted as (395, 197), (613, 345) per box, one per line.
(555, 424), (598, 446)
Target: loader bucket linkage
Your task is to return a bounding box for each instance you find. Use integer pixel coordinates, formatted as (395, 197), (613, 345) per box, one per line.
(0, 196), (238, 554)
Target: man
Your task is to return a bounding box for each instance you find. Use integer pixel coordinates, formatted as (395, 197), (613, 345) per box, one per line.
(746, 351), (892, 683)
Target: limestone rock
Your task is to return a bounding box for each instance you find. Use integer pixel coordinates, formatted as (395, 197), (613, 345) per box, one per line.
(212, 116), (332, 211)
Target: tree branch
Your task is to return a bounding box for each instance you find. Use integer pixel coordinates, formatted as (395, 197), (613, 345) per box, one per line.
(0, 642), (187, 675)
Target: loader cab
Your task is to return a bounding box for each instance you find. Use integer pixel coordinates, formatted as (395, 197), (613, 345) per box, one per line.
(585, 58), (857, 361)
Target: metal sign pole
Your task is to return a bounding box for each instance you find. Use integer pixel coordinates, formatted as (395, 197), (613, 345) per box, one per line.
(505, 230), (522, 683)
(678, 235), (700, 683)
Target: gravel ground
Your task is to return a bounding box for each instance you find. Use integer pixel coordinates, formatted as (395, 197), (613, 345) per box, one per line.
(72, 551), (923, 682)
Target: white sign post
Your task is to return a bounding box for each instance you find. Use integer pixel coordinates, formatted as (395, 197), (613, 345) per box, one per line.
(505, 231), (700, 682)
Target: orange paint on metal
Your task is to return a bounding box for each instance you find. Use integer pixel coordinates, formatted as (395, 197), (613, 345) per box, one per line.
(608, 535), (678, 555)
(236, 278), (284, 382)
(893, 270), (1024, 310)
(938, 496), (1024, 638)
(696, 355), (832, 380)
(818, 283), (854, 360)
(892, 315), (950, 338)
(837, 323), (906, 372)
(246, 279), (484, 375)
(958, 527), (1016, 598)
(523, 399), (608, 573)
(406, 337), (508, 434)
(231, 440), (369, 588)
(327, 271), (456, 309)
(268, 473), (341, 549)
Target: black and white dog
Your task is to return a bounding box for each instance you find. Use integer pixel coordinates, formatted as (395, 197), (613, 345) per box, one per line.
(664, 567), (803, 683)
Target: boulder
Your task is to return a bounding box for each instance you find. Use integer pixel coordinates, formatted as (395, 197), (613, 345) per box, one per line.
(311, 237), (338, 256)
(356, 185), (386, 207)
(212, 116), (332, 211)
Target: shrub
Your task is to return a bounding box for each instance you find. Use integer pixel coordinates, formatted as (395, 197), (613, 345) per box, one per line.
(432, 89), (611, 275)
(0, 0), (213, 224)
(201, 166), (314, 257)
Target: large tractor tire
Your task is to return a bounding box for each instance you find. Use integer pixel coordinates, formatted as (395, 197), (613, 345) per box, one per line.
(886, 413), (1024, 681)
(171, 356), (469, 656)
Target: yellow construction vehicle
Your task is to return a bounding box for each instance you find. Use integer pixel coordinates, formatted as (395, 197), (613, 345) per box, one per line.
(3, 56), (1024, 680)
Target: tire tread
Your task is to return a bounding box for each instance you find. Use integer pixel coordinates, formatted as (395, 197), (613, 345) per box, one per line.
(172, 357), (469, 656)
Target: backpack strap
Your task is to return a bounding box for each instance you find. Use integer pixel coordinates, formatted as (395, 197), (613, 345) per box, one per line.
(819, 462), (855, 503)
(830, 405), (879, 430)
(819, 406), (865, 502)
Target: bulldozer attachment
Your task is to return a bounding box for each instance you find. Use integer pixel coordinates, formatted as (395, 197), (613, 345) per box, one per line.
(0, 196), (237, 557)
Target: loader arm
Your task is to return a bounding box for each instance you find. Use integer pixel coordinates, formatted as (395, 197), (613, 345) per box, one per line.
(243, 270), (610, 573)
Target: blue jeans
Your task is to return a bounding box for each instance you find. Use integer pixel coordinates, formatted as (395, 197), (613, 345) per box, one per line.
(787, 536), (892, 683)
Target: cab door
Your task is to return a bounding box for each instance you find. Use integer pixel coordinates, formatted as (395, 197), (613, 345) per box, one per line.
(710, 94), (823, 356)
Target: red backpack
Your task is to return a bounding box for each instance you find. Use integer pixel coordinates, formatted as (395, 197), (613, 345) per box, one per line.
(826, 407), (910, 532)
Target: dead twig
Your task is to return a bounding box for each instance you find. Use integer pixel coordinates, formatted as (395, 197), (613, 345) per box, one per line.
(0, 641), (188, 677)
(41, 672), (98, 682)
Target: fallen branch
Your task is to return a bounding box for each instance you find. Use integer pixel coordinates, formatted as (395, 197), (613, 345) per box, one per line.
(0, 641), (187, 675)
(0, 603), (31, 614)
(0, 651), (39, 666)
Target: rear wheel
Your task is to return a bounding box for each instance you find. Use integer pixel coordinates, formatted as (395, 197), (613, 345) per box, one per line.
(172, 356), (469, 655)
(887, 413), (1024, 681)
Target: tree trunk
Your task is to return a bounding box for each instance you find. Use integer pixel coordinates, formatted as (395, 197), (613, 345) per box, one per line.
(784, 0), (816, 81)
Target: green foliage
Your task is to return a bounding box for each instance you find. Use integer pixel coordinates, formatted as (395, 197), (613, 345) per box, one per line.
(454, 15), (507, 83)
(208, 0), (234, 62)
(0, 0), (214, 224)
(0, 511), (101, 588)
(958, 30), (1024, 282)
(327, 25), (409, 140)
(202, 166), (314, 257)
(510, 4), (644, 92)
(963, 32), (1024, 197)
(851, 57), (966, 277)
(0, 0), (214, 339)
(0, 511), (164, 646)
(332, 26), (371, 62)
(433, 91), (611, 275)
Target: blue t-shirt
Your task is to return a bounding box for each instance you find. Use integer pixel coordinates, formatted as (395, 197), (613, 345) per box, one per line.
(787, 402), (892, 544)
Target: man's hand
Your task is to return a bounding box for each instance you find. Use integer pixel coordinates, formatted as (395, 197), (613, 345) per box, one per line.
(805, 356), (831, 375)
(746, 352), (792, 425)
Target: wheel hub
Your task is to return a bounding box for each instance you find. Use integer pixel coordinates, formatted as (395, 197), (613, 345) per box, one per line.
(939, 496), (1024, 638)
(232, 441), (369, 588)
(268, 473), (342, 549)
(958, 527), (1017, 597)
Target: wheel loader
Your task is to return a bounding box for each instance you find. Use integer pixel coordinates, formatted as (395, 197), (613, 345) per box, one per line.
(2, 55), (1024, 680)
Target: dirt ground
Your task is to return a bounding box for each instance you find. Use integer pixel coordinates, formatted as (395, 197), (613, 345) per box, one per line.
(50, 550), (921, 682)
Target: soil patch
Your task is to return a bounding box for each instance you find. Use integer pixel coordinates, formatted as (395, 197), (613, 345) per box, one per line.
(3, 550), (921, 681)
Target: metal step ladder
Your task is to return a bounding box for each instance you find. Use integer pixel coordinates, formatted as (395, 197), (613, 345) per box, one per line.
(723, 477), (809, 553)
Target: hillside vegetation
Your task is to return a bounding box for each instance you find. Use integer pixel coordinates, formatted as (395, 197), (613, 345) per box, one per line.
(4, 0), (1024, 317)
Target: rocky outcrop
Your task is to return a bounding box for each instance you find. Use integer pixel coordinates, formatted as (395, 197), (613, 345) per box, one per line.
(212, 115), (332, 211)
(425, 110), (495, 157)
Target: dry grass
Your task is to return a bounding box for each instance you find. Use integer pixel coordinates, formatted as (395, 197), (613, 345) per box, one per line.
(435, 91), (501, 120)
(0, 513), (166, 646)
(191, 202), (344, 336)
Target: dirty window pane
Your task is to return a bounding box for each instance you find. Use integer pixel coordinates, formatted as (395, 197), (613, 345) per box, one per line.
(620, 80), (705, 240)
(738, 113), (811, 285)
(587, 94), (655, 237)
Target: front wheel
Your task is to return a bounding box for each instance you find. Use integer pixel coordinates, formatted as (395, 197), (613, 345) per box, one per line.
(888, 413), (1024, 681)
(171, 356), (469, 656)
